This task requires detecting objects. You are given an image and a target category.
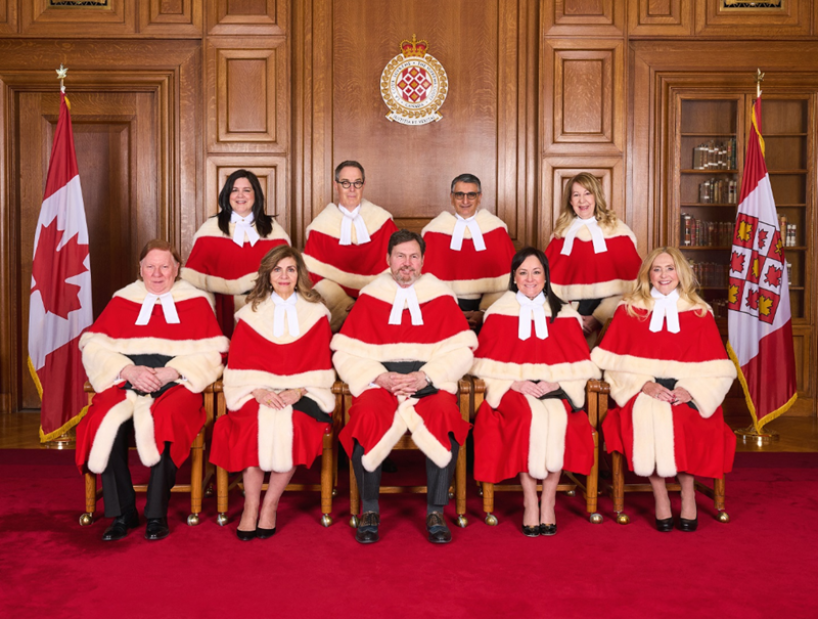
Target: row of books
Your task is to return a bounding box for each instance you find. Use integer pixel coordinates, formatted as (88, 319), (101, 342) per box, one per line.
(778, 216), (799, 247)
(710, 299), (729, 319)
(689, 260), (729, 288)
(691, 138), (737, 170)
(697, 178), (737, 204)
(681, 215), (733, 247)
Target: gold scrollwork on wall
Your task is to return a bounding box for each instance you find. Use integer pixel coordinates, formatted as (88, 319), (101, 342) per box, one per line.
(48, 1), (110, 7)
(722, 1), (783, 8)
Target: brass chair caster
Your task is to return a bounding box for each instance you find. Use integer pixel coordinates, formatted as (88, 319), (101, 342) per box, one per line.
(187, 513), (200, 526)
(477, 486), (483, 497)
(217, 513), (228, 527)
(485, 513), (498, 526)
(332, 488), (338, 497)
(717, 511), (730, 523)
(456, 515), (467, 528)
(565, 489), (576, 497)
(589, 512), (603, 524)
(321, 514), (332, 527)
(615, 513), (630, 525)
(448, 490), (454, 500)
(205, 484), (214, 498)
(79, 512), (93, 526)
(349, 515), (359, 528)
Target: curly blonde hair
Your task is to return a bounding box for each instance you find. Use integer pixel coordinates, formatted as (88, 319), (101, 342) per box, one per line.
(553, 172), (618, 237)
(246, 246), (322, 311)
(625, 247), (708, 317)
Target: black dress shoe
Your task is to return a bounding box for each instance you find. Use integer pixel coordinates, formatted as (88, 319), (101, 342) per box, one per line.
(356, 511), (380, 544)
(145, 517), (170, 541)
(655, 516), (674, 532)
(101, 510), (139, 542)
(678, 516), (698, 532)
(255, 526), (276, 540)
(539, 523), (557, 536)
(426, 512), (452, 544)
(521, 524), (540, 538)
(236, 527), (256, 541)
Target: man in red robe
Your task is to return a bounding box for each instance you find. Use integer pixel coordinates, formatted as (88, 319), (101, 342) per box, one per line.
(76, 240), (228, 541)
(332, 230), (477, 544)
(303, 161), (398, 330)
(422, 174), (516, 330)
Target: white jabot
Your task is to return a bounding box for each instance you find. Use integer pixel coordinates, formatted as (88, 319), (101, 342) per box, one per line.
(338, 205), (371, 246)
(135, 292), (180, 326)
(649, 288), (681, 334)
(516, 291), (548, 340)
(230, 212), (260, 247)
(560, 216), (608, 255)
(272, 292), (299, 337)
(450, 214), (487, 252)
(388, 285), (423, 326)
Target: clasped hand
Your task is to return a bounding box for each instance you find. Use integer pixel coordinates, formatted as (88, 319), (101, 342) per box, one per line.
(511, 380), (559, 398)
(641, 381), (692, 405)
(253, 388), (303, 409)
(374, 371), (427, 396)
(121, 365), (179, 394)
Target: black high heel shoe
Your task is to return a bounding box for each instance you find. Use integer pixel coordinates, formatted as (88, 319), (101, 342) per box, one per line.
(677, 516), (698, 532)
(256, 526), (277, 539)
(539, 523), (557, 536)
(236, 527), (256, 541)
(521, 524), (540, 538)
(655, 516), (674, 532)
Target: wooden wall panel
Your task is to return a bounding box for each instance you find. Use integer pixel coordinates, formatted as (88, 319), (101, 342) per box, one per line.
(207, 38), (288, 152)
(628, 0), (692, 37)
(22, 0), (136, 36)
(544, 40), (624, 155)
(205, 156), (289, 234)
(0, 0), (17, 34)
(543, 0), (624, 37)
(207, 0), (286, 36)
(541, 157), (623, 248)
(139, 0), (202, 36)
(695, 0), (812, 37)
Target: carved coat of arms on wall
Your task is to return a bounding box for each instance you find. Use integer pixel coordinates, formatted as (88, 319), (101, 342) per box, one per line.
(380, 35), (449, 126)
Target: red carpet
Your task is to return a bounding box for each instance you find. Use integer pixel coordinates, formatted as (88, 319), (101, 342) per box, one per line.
(1, 450), (817, 618)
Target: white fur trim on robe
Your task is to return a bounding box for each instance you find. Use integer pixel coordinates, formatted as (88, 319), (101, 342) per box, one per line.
(305, 199), (393, 242)
(421, 209), (509, 237)
(526, 396), (569, 479)
(631, 393), (677, 478)
(257, 404), (296, 473)
(359, 396), (453, 472)
(313, 279), (355, 332)
(223, 368), (336, 413)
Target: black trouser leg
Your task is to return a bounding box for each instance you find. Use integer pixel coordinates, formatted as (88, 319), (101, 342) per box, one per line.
(144, 442), (178, 519)
(101, 419), (136, 519)
(352, 440), (382, 513)
(426, 434), (459, 511)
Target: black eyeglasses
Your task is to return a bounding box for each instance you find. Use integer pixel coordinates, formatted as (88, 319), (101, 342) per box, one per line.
(453, 192), (480, 200)
(337, 180), (364, 189)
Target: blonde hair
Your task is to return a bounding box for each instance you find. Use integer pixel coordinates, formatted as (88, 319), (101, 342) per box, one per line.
(246, 245), (322, 311)
(625, 246), (708, 317)
(553, 172), (618, 237)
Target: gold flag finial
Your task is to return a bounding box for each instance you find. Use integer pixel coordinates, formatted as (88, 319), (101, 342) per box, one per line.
(756, 68), (765, 99)
(56, 64), (68, 93)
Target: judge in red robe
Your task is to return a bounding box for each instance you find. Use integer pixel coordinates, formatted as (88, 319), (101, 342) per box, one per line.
(592, 247), (737, 532)
(545, 172), (641, 345)
(332, 230), (477, 545)
(181, 169), (290, 337)
(303, 160), (398, 331)
(76, 240), (228, 541)
(421, 174), (517, 330)
(472, 247), (599, 537)
(210, 246), (336, 541)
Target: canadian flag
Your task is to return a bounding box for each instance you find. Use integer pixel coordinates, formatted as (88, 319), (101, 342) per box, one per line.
(727, 95), (797, 431)
(28, 92), (93, 442)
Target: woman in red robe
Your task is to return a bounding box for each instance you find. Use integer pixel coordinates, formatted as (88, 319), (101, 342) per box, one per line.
(592, 247), (737, 532)
(181, 169), (290, 336)
(545, 172), (642, 345)
(472, 247), (599, 537)
(209, 246), (335, 541)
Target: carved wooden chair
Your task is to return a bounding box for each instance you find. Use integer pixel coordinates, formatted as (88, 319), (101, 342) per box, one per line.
(345, 378), (472, 529)
(477, 378), (605, 526)
(214, 380), (343, 527)
(79, 381), (216, 527)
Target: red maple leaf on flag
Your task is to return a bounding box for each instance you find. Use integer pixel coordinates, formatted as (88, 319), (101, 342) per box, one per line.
(746, 288), (760, 310)
(765, 265), (782, 288)
(757, 229), (769, 250)
(730, 251), (745, 274)
(31, 219), (89, 319)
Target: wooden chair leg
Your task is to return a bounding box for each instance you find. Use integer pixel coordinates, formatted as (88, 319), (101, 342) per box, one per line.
(455, 439), (467, 527)
(612, 451), (629, 524)
(216, 465), (229, 526)
(80, 472), (97, 526)
(349, 459), (360, 527)
(188, 428), (204, 526)
(320, 433), (333, 527)
(713, 476), (729, 522)
(586, 429), (602, 523)
(482, 482), (497, 525)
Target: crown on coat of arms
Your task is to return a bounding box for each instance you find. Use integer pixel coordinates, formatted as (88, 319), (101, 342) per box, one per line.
(400, 35), (428, 58)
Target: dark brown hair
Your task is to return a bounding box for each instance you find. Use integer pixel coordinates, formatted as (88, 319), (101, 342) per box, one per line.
(245, 245), (322, 311)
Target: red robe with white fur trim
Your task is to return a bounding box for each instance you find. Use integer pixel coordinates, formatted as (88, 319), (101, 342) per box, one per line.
(421, 209), (516, 307)
(332, 273), (477, 472)
(303, 200), (398, 329)
(75, 280), (229, 473)
(181, 216), (291, 335)
(209, 295), (336, 473)
(545, 219), (641, 325)
(591, 301), (737, 479)
(472, 292), (599, 482)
